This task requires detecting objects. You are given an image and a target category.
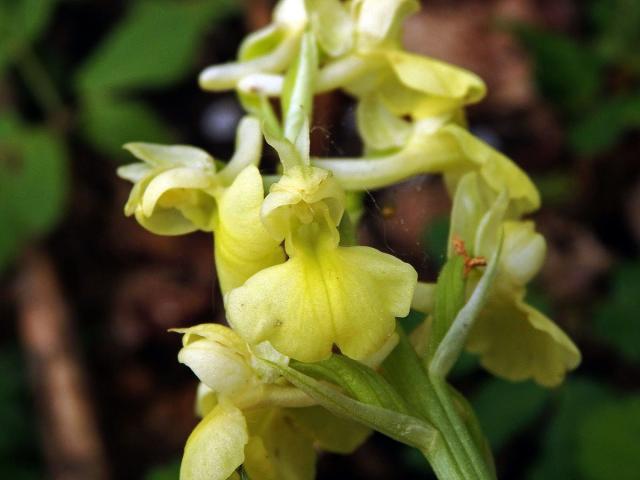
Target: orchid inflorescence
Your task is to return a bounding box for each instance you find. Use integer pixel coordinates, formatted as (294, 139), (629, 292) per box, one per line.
(117, 1), (581, 479)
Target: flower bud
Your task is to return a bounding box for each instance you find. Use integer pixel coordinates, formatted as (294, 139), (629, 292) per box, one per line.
(260, 165), (345, 242)
(172, 324), (255, 396)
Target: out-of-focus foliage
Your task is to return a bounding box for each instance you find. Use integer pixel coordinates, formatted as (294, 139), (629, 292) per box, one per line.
(577, 396), (640, 480)
(528, 379), (614, 480)
(593, 262), (640, 363)
(0, 115), (68, 271)
(515, 0), (640, 155)
(80, 95), (175, 158)
(0, 0), (57, 74)
(146, 460), (181, 480)
(0, 347), (42, 479)
(472, 379), (548, 451)
(76, 0), (236, 156)
(76, 0), (235, 92)
(0, 0), (239, 270)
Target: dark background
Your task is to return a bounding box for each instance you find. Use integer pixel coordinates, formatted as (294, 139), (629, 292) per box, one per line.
(1, 0), (639, 478)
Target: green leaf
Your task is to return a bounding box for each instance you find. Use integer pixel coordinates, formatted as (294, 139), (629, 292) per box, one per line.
(531, 172), (576, 206)
(80, 96), (174, 158)
(589, 0), (640, 73)
(145, 460), (180, 480)
(515, 26), (602, 114)
(75, 0), (237, 93)
(271, 361), (439, 451)
(292, 354), (410, 414)
(569, 93), (640, 155)
(0, 0), (57, 73)
(0, 114), (68, 270)
(576, 396), (640, 480)
(430, 255), (466, 358)
(381, 327), (435, 422)
(423, 216), (450, 269)
(472, 378), (548, 450)
(593, 262), (640, 363)
(528, 379), (614, 480)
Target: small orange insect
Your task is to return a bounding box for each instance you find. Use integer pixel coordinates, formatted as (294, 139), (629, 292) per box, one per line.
(452, 234), (487, 277)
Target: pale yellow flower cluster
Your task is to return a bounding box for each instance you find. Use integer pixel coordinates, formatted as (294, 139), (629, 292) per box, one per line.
(116, 0), (580, 478)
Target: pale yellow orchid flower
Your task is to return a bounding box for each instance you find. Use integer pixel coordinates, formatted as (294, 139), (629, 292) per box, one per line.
(173, 324), (370, 480)
(201, 0), (485, 121)
(315, 118), (541, 216)
(450, 173), (580, 387)
(226, 165), (417, 362)
(199, 0), (307, 91)
(118, 117), (285, 294)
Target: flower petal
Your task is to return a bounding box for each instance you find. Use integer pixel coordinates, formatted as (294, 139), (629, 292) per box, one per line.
(180, 401), (248, 480)
(199, 19), (302, 91)
(307, 0), (354, 57)
(116, 162), (151, 183)
(356, 94), (412, 151)
(214, 166), (286, 294)
(353, 0), (419, 50)
(260, 166), (345, 242)
(123, 143), (215, 170)
(288, 406), (371, 453)
(466, 294), (581, 387)
(380, 50), (486, 116)
(217, 116), (263, 185)
(129, 167), (216, 235)
(501, 221), (546, 287)
(173, 324), (255, 396)
(227, 239), (417, 362)
(440, 124), (540, 215)
(243, 408), (316, 480)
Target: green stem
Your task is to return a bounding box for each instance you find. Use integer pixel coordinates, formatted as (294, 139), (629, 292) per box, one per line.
(383, 329), (495, 480)
(14, 46), (64, 117)
(429, 375), (494, 480)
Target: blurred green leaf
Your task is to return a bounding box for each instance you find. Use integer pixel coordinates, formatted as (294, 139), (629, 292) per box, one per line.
(423, 216), (450, 269)
(515, 26), (602, 114)
(76, 0), (237, 93)
(593, 262), (640, 363)
(525, 286), (552, 317)
(589, 0), (640, 73)
(576, 396), (640, 480)
(450, 351), (479, 379)
(569, 93), (640, 155)
(145, 460), (180, 480)
(528, 379), (614, 480)
(0, 0), (57, 73)
(472, 378), (548, 450)
(531, 172), (576, 205)
(0, 114), (68, 270)
(80, 95), (175, 158)
(0, 346), (42, 478)
(401, 447), (434, 476)
(401, 309), (425, 334)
